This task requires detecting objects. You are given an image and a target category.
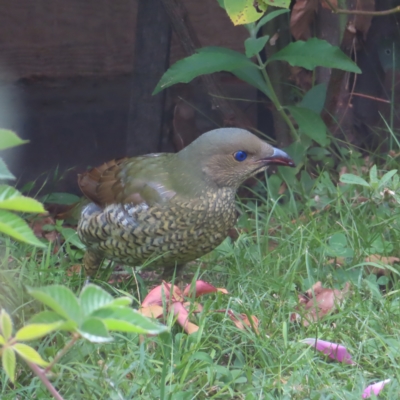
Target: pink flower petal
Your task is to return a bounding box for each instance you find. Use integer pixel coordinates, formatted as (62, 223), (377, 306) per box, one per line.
(183, 280), (220, 297)
(301, 338), (355, 364)
(362, 379), (391, 399)
(141, 282), (183, 306)
(170, 302), (198, 334)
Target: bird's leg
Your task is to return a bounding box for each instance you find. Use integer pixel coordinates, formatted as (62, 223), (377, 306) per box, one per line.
(83, 250), (103, 277)
(161, 264), (185, 281)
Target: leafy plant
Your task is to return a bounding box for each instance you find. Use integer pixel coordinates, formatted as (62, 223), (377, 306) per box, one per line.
(0, 129), (45, 246)
(0, 284), (167, 399)
(153, 5), (360, 150)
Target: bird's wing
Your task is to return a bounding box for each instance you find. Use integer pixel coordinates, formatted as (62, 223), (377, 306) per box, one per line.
(78, 154), (176, 207)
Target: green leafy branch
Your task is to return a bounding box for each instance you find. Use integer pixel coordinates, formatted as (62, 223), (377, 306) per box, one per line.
(0, 284), (167, 399)
(0, 129), (46, 246)
(153, 6), (360, 150)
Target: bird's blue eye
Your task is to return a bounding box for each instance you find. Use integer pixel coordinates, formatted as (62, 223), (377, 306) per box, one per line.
(234, 151), (247, 162)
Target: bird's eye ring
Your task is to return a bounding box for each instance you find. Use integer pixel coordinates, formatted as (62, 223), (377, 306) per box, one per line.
(233, 151), (247, 162)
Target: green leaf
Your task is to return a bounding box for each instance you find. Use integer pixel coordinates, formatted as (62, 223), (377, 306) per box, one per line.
(224, 0), (266, 25)
(0, 130), (29, 151)
(0, 309), (13, 340)
(15, 322), (63, 341)
(40, 192), (81, 205)
(299, 83), (327, 114)
(217, 0), (225, 8)
(2, 347), (15, 383)
(286, 106), (328, 146)
(92, 307), (168, 335)
(340, 174), (370, 187)
(106, 297), (132, 308)
(0, 335), (5, 345)
(268, 38), (361, 73)
(13, 343), (48, 367)
(29, 311), (76, 331)
(78, 318), (113, 343)
(255, 9), (290, 34)
(0, 185), (45, 213)
(59, 227), (85, 249)
(28, 285), (82, 323)
(232, 64), (271, 97)
(369, 165), (378, 186)
(245, 36), (269, 58)
(379, 169), (397, 187)
(0, 209), (46, 247)
(153, 47), (257, 94)
(80, 285), (115, 317)
(0, 159), (15, 180)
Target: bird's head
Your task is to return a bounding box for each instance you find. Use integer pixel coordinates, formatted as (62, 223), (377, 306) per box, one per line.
(177, 128), (295, 189)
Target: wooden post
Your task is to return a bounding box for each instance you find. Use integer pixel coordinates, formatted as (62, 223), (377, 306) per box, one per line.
(126, 0), (171, 156)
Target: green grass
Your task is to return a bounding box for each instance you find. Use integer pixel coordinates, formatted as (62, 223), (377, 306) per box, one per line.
(1, 159), (400, 399)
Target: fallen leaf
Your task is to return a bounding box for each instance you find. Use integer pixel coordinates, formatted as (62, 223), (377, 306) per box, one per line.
(362, 379), (391, 399)
(141, 282), (183, 306)
(364, 255), (400, 276)
(301, 338), (355, 364)
(140, 280), (227, 334)
(225, 310), (259, 333)
(183, 280), (226, 297)
(139, 305), (164, 319)
(291, 282), (351, 326)
(67, 264), (82, 276)
(171, 302), (199, 334)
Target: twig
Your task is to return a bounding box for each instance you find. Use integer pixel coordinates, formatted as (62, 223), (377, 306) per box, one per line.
(350, 93), (391, 104)
(27, 361), (64, 400)
(45, 333), (79, 373)
(323, 0), (400, 16)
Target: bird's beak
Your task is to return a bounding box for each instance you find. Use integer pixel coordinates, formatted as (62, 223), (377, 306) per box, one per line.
(261, 147), (296, 167)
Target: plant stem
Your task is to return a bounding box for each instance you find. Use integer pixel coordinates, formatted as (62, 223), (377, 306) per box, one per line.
(27, 361), (64, 400)
(256, 54), (300, 142)
(45, 334), (79, 373)
(323, 0), (400, 16)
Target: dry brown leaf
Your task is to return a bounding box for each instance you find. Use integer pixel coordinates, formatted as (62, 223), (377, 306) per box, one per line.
(364, 255), (400, 276)
(291, 282), (351, 326)
(67, 264), (82, 276)
(290, 0), (319, 40)
(226, 310), (260, 333)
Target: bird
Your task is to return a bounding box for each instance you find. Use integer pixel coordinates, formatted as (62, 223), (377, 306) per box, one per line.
(77, 128), (295, 278)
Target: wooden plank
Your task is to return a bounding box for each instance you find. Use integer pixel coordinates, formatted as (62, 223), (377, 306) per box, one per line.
(126, 0), (171, 156)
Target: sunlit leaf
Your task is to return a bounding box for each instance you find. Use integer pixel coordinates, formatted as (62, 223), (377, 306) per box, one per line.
(2, 347), (15, 382)
(13, 343), (48, 367)
(0, 159), (15, 180)
(224, 0), (266, 25)
(0, 185), (45, 213)
(78, 317), (113, 343)
(0, 309), (13, 340)
(80, 284), (115, 317)
(15, 322), (63, 341)
(0, 129), (29, 150)
(92, 307), (167, 335)
(0, 210), (46, 247)
(28, 285), (82, 323)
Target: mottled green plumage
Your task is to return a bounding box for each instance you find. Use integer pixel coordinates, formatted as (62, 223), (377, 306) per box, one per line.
(77, 128), (294, 277)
